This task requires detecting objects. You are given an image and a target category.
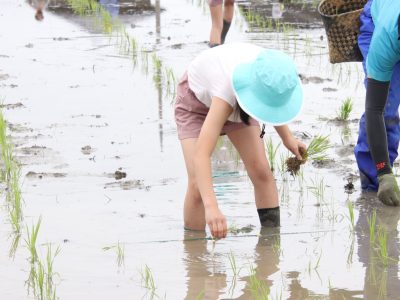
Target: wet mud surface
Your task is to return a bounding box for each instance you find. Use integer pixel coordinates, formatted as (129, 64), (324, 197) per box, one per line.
(0, 0), (399, 299)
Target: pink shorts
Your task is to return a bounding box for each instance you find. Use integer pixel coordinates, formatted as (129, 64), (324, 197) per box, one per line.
(207, 0), (235, 6)
(174, 72), (258, 140)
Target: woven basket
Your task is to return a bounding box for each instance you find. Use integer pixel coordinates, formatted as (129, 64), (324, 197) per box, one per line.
(318, 0), (368, 63)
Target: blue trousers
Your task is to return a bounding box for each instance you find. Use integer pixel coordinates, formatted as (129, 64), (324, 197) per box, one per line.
(354, 0), (400, 191)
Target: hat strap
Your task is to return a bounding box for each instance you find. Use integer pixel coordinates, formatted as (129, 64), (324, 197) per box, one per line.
(259, 124), (266, 138)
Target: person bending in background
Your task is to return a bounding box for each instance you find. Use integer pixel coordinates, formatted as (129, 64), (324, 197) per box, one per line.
(208, 0), (235, 47)
(174, 42), (305, 239)
(354, 0), (400, 205)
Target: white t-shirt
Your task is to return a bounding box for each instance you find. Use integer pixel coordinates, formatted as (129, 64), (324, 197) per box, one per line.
(188, 42), (263, 122)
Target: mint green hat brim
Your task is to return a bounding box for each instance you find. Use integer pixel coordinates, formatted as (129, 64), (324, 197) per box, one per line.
(232, 61), (303, 126)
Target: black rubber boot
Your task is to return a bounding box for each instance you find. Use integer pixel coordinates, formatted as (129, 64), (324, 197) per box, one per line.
(221, 19), (231, 44)
(208, 43), (220, 48)
(257, 207), (280, 227)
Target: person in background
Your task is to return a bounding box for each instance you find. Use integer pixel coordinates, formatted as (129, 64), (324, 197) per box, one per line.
(174, 42), (305, 239)
(354, 0), (400, 206)
(99, 0), (120, 17)
(28, 0), (48, 21)
(208, 0), (235, 47)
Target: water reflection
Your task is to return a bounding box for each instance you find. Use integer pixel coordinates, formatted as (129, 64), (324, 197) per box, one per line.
(155, 0), (164, 152)
(99, 0), (120, 17)
(233, 227), (281, 299)
(286, 271), (310, 299)
(182, 228), (285, 299)
(236, 0), (322, 30)
(183, 230), (227, 299)
(356, 192), (400, 299)
(155, 0), (161, 43)
(47, 0), (155, 16)
(271, 2), (283, 19)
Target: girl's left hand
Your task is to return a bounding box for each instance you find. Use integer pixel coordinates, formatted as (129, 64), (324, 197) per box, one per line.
(283, 136), (307, 160)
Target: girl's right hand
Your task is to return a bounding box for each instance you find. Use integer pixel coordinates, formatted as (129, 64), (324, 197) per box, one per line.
(205, 205), (227, 239)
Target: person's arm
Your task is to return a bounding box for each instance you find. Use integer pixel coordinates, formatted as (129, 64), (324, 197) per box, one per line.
(365, 78), (391, 175)
(194, 97), (232, 239)
(274, 125), (306, 159)
(365, 25), (398, 176)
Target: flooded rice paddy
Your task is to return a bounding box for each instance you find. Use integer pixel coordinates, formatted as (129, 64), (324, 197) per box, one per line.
(0, 0), (399, 299)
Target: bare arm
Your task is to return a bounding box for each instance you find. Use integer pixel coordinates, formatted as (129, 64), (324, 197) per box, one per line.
(194, 97), (232, 238)
(274, 125), (306, 159)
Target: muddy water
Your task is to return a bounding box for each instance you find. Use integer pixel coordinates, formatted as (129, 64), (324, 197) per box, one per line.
(0, 0), (399, 299)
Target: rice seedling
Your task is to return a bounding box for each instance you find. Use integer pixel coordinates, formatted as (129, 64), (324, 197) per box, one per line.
(228, 250), (241, 277)
(307, 176), (326, 204)
(68, 0), (170, 94)
(26, 243), (60, 300)
(277, 152), (290, 181)
(296, 168), (305, 192)
(25, 216), (42, 264)
(228, 250), (241, 296)
(140, 264), (157, 295)
(367, 257), (389, 297)
(99, 6), (113, 33)
(346, 235), (355, 267)
(377, 269), (388, 298)
(279, 180), (289, 205)
(304, 35), (313, 61)
(165, 67), (176, 100)
(307, 251), (322, 276)
(152, 53), (163, 90)
(304, 135), (331, 161)
(286, 135), (330, 176)
(228, 223), (239, 235)
(346, 200), (356, 232)
(141, 48), (149, 75)
(271, 237), (282, 257)
(9, 206), (22, 235)
(26, 262), (38, 296)
(130, 37), (138, 66)
(0, 108), (13, 181)
(102, 241), (125, 268)
(368, 210), (377, 244)
(8, 164), (23, 234)
(36, 260), (45, 300)
(265, 137), (281, 173)
(340, 123), (352, 143)
(116, 242), (125, 268)
(195, 289), (205, 300)
(314, 251), (322, 270)
(123, 28), (132, 53)
(248, 264), (269, 300)
(9, 232), (21, 258)
(323, 195), (341, 223)
(45, 244), (61, 300)
(68, 0), (115, 33)
(337, 97), (353, 121)
(375, 226), (396, 267)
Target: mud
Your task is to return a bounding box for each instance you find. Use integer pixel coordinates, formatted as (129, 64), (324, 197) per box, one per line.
(285, 156), (304, 176)
(25, 171), (67, 179)
(0, 102), (24, 109)
(104, 179), (146, 190)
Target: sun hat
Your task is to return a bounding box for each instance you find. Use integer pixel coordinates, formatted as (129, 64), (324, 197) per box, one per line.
(232, 49), (303, 126)
(318, 0), (368, 63)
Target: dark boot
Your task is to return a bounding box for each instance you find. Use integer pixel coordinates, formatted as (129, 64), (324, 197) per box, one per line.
(220, 19), (231, 44)
(257, 207), (280, 227)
